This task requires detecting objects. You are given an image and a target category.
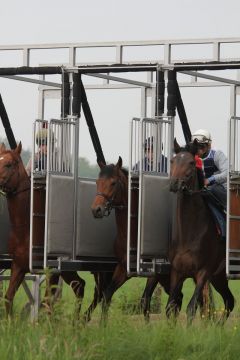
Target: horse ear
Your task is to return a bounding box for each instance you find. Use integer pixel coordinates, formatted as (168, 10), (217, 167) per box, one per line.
(116, 156), (122, 169)
(15, 142), (22, 155)
(97, 160), (105, 169)
(0, 143), (6, 153)
(173, 138), (181, 154)
(191, 139), (199, 155)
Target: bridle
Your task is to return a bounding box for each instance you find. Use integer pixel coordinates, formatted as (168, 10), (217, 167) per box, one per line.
(0, 158), (30, 198)
(96, 177), (127, 217)
(171, 158), (203, 196)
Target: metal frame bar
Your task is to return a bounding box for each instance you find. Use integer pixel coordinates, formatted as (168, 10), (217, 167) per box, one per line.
(0, 37), (240, 67)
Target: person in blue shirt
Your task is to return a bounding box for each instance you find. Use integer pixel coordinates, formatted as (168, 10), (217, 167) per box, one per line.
(134, 137), (167, 174)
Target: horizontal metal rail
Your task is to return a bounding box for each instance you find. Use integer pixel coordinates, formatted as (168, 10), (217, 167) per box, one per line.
(1, 37), (240, 67)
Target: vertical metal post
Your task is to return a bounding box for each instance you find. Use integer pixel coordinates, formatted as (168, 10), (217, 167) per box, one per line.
(137, 118), (143, 274)
(72, 117), (79, 260)
(30, 275), (41, 322)
(230, 85), (237, 170)
(141, 87), (147, 118)
(127, 119), (133, 274)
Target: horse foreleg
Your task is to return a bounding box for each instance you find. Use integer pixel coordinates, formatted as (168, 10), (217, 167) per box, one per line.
(61, 271), (85, 319)
(140, 277), (159, 322)
(5, 262), (25, 316)
(186, 271), (208, 325)
(101, 264), (128, 325)
(211, 271), (234, 322)
(166, 269), (184, 319)
(84, 272), (113, 323)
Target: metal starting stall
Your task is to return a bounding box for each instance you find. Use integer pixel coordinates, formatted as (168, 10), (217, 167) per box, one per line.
(227, 116), (240, 278)
(29, 116), (117, 273)
(127, 116), (173, 276)
(0, 38), (240, 319)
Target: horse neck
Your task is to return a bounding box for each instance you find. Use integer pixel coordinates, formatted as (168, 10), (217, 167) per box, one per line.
(176, 173), (209, 241)
(115, 174), (128, 235)
(7, 161), (30, 227)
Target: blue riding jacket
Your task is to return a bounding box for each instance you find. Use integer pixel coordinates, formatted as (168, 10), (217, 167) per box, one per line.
(202, 149), (227, 188)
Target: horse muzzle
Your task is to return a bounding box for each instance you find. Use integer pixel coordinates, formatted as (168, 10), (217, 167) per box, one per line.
(92, 205), (107, 218)
(169, 178), (187, 193)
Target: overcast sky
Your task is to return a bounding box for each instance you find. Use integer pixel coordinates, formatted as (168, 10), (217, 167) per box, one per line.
(0, 0), (239, 165)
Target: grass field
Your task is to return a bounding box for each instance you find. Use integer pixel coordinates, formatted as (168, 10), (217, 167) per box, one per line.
(0, 273), (240, 360)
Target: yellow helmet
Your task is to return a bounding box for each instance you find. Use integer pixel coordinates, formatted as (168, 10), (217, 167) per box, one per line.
(36, 128), (54, 145)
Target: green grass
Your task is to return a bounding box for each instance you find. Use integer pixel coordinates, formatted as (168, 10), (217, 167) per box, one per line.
(0, 274), (240, 360)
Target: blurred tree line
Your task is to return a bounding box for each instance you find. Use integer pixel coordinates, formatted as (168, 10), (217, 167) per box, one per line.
(0, 137), (100, 178)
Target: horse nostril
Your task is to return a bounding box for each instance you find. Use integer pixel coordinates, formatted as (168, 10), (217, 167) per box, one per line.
(92, 206), (103, 218)
(170, 179), (178, 192)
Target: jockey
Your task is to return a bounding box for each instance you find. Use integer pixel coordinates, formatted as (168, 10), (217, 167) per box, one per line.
(192, 129), (227, 209)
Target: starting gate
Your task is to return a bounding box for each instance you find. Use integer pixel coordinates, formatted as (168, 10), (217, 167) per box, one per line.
(29, 118), (117, 272)
(227, 116), (240, 278)
(127, 116), (174, 276)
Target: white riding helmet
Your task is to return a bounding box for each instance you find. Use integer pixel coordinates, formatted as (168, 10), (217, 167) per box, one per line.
(192, 129), (212, 144)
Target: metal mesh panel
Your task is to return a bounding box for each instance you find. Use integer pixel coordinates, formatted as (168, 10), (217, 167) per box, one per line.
(48, 118), (76, 174)
(32, 118), (77, 176)
(229, 116), (240, 175)
(76, 179), (116, 257)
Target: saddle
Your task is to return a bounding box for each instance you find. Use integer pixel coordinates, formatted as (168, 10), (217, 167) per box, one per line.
(201, 188), (226, 240)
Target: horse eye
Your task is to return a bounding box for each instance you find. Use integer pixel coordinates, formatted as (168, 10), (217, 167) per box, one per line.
(5, 163), (12, 169)
(111, 181), (117, 186)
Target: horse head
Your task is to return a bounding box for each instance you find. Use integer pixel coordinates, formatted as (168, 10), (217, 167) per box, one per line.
(0, 142), (27, 195)
(91, 156), (128, 218)
(169, 139), (199, 193)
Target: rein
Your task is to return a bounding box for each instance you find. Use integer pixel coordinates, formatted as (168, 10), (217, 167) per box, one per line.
(7, 186), (30, 198)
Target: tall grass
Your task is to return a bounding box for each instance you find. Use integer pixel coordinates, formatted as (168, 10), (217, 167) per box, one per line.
(0, 273), (239, 360)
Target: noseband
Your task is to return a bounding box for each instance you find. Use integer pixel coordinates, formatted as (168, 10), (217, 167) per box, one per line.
(171, 167), (203, 195)
(96, 178), (127, 216)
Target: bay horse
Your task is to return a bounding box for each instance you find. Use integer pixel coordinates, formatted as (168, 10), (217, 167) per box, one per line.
(167, 139), (234, 323)
(91, 157), (183, 321)
(0, 142), (111, 319)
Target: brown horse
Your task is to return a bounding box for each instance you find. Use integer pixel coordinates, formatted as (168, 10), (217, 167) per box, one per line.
(91, 157), (183, 321)
(0, 142), (111, 318)
(167, 139), (234, 323)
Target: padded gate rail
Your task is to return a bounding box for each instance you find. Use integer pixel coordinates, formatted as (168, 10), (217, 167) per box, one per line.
(76, 179), (116, 257)
(46, 175), (74, 255)
(140, 175), (171, 257)
(0, 197), (10, 254)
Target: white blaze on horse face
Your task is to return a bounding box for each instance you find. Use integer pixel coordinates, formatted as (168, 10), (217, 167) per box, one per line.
(0, 156), (5, 161)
